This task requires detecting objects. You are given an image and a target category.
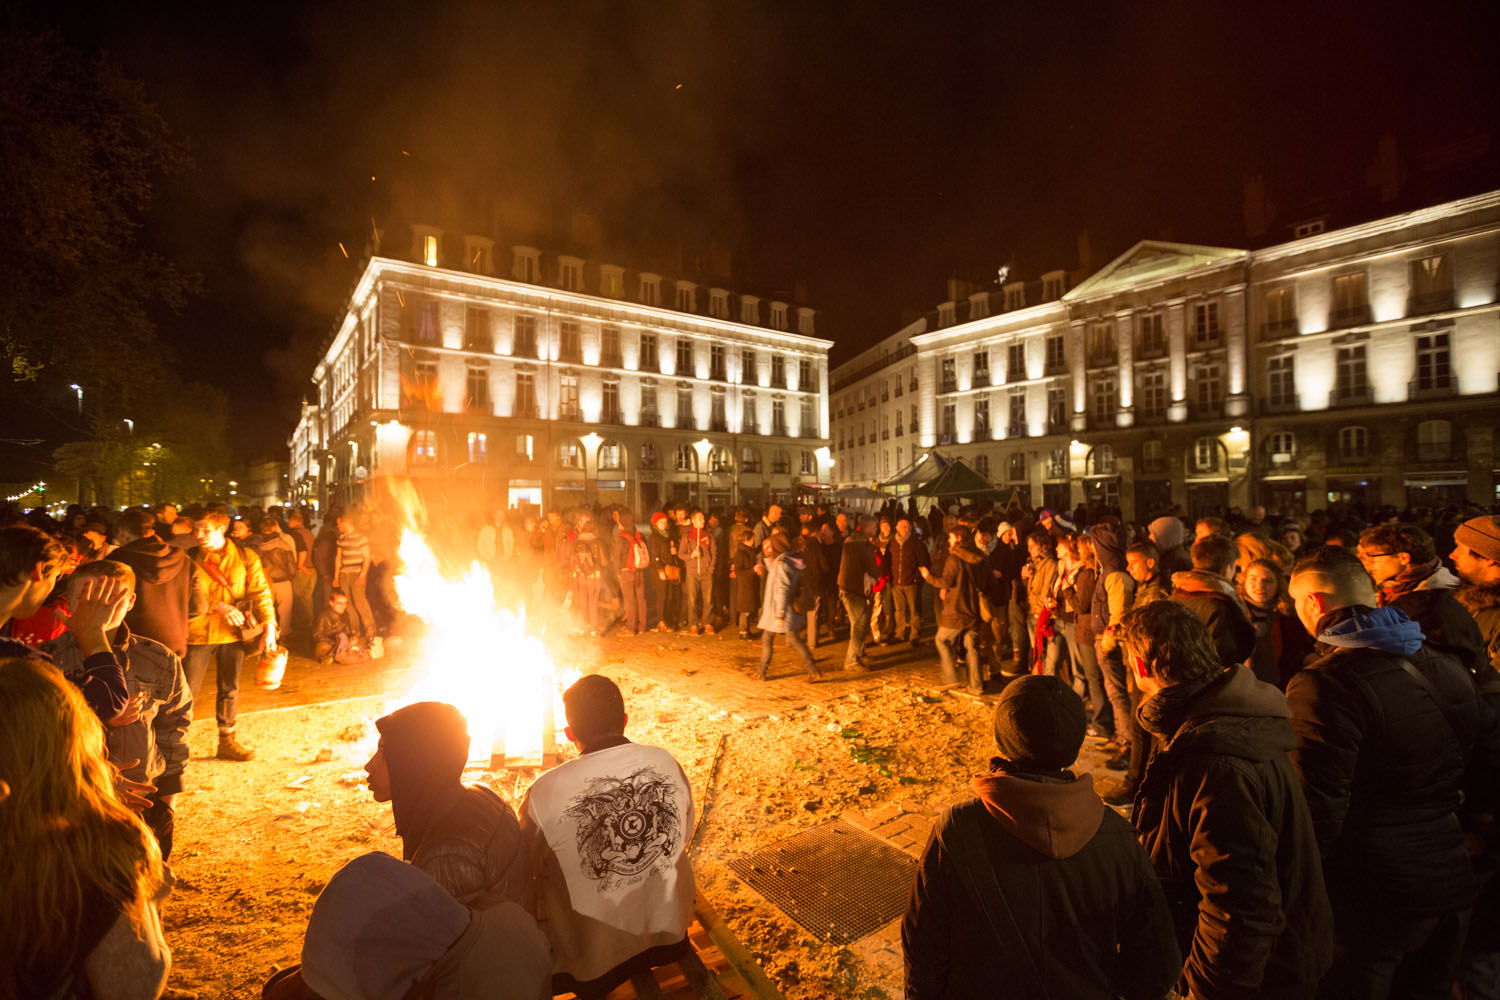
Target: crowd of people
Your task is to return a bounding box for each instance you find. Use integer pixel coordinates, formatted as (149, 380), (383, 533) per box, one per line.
(3, 490), (1500, 998)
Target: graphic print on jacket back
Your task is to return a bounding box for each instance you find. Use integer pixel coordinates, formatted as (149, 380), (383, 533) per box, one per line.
(564, 766), (682, 891)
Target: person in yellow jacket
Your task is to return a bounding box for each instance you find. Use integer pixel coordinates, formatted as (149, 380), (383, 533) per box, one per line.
(186, 511), (275, 760)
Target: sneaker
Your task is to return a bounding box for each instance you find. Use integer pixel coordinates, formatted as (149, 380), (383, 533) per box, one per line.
(216, 733), (255, 761)
(658, 623), (671, 632)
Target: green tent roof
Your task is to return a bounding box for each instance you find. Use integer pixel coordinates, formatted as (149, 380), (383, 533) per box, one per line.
(913, 459), (1004, 499)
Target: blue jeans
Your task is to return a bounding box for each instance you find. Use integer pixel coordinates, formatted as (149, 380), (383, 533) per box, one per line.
(685, 572), (713, 629)
(840, 592), (870, 666)
(184, 641), (245, 732)
(759, 627), (818, 679)
(935, 625), (981, 688)
(1071, 633), (1110, 732)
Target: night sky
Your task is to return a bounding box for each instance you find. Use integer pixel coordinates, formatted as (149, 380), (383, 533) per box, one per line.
(28, 0), (1500, 461)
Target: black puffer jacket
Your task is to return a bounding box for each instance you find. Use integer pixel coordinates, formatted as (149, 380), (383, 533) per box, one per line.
(1383, 583), (1487, 677)
(1170, 570), (1256, 667)
(1134, 666), (1333, 999)
(1286, 605), (1484, 916)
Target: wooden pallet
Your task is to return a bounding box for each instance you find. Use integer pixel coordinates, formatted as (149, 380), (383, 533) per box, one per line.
(554, 897), (784, 1000)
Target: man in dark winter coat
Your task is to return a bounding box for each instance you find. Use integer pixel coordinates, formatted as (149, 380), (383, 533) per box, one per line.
(903, 675), (1180, 1000)
(108, 508), (193, 658)
(923, 525), (986, 691)
(838, 515), (881, 671)
(1121, 601), (1333, 1000)
(804, 520), (842, 652)
(1287, 545), (1486, 999)
(1358, 522), (1487, 676)
(888, 517), (930, 646)
(1170, 534), (1256, 668)
(1454, 514), (1500, 676)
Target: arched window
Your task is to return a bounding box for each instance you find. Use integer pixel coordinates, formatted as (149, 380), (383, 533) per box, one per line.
(1008, 452), (1027, 482)
(740, 445), (762, 474)
(597, 440), (623, 471)
(1141, 439), (1166, 474)
(674, 443), (697, 472)
(709, 446), (733, 473)
(1416, 419), (1451, 461)
(1087, 444), (1115, 476)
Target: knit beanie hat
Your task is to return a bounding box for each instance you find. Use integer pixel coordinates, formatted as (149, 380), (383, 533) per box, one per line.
(1456, 515), (1500, 563)
(991, 675), (1086, 771)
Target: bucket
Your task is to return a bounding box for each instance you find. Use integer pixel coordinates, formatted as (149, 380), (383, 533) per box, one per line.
(256, 645), (289, 690)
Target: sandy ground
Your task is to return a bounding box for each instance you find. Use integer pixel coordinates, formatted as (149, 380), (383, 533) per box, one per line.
(163, 638), (1111, 999)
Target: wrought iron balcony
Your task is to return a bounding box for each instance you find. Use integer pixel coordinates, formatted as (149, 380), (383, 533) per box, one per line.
(1407, 290), (1455, 316)
(1330, 384), (1373, 407)
(1408, 373), (1456, 399)
(1329, 305), (1371, 329)
(1260, 317), (1298, 340)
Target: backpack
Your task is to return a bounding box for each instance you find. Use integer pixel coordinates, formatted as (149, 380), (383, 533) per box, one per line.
(631, 533), (651, 570)
(572, 541), (597, 576)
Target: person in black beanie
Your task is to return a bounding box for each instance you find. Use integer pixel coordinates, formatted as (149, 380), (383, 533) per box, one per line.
(903, 675), (1179, 999)
(363, 701), (530, 908)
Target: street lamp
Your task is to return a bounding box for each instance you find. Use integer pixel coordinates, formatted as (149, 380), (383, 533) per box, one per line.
(69, 383), (82, 413)
(123, 418), (134, 433)
(693, 438), (712, 507)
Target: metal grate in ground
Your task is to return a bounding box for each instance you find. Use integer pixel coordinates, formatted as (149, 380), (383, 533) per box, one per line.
(727, 820), (918, 944)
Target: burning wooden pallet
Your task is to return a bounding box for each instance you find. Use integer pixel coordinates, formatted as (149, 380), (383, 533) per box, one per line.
(554, 898), (784, 1000)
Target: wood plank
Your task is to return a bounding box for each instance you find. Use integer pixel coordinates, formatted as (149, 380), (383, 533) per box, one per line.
(694, 898), (786, 1000)
(678, 950), (731, 1000)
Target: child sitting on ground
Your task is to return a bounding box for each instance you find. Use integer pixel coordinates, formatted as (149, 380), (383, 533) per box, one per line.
(313, 589), (367, 665)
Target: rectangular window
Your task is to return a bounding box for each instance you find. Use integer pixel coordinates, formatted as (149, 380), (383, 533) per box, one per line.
(771, 355), (786, 388)
(559, 374), (580, 420)
(772, 398), (786, 436)
(676, 285), (694, 311)
(741, 348), (756, 384)
(676, 338), (694, 376)
(1194, 364), (1223, 411)
(1335, 344), (1369, 402)
(1007, 343), (1025, 382)
(1045, 334), (1066, 373)
(639, 332), (658, 372)
(940, 403), (956, 441)
(514, 315), (538, 358)
(1410, 255), (1453, 313)
(640, 278), (659, 306)
(894, 375), (903, 398)
(1087, 323), (1115, 367)
(800, 397), (815, 437)
(464, 307), (490, 351)
(676, 383), (693, 429)
(1008, 392), (1026, 436)
(1047, 448), (1068, 479)
(1268, 354), (1296, 408)
(895, 410), (904, 436)
(1332, 272), (1369, 326)
(465, 362), (490, 411)
(602, 378), (621, 423)
(910, 404), (919, 434)
(974, 398), (989, 437)
(1047, 386), (1067, 431)
(710, 387), (727, 431)
(1264, 287), (1296, 337)
(412, 429), (438, 465)
(1138, 311), (1166, 355)
(467, 432), (487, 464)
(407, 299), (440, 344)
(799, 359), (814, 390)
(514, 371), (536, 418)
(1091, 378), (1116, 422)
(1414, 332), (1451, 391)
(741, 391), (757, 433)
(973, 351), (991, 387)
(560, 260), (582, 291)
(600, 325), (622, 368)
(940, 358), (956, 393)
(709, 344), (726, 381)
(406, 356), (439, 410)
(1138, 368), (1166, 418)
(559, 321), (581, 363)
(640, 381), (658, 427)
(515, 433), (534, 461)
(1193, 302), (1220, 347)
(1338, 426), (1368, 462)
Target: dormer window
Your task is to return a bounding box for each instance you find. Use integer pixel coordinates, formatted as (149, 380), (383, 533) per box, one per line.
(740, 295), (760, 325)
(1003, 282), (1025, 311)
(938, 302), (956, 327)
(675, 281), (697, 313)
(769, 301), (788, 331)
(797, 307), (816, 336)
(559, 256), (584, 292)
(1042, 270), (1066, 300)
(969, 292), (989, 320)
(423, 236), (438, 266)
(639, 273), (661, 306)
(599, 264), (625, 298)
(709, 288), (730, 319)
(512, 246), (540, 283)
(412, 225), (443, 267)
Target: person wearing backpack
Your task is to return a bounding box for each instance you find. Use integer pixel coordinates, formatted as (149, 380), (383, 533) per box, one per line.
(612, 509), (650, 637)
(568, 513), (605, 636)
(256, 517), (298, 646)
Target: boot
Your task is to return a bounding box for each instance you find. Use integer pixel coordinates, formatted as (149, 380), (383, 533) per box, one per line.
(217, 731), (255, 761)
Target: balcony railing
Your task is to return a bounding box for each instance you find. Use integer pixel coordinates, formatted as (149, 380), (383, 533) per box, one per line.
(973, 372), (990, 388)
(1007, 422), (1027, 438)
(601, 352), (623, 368)
(1044, 357), (1067, 375)
(1260, 393), (1301, 415)
(639, 412), (658, 428)
(1047, 418), (1070, 436)
(1330, 384), (1373, 407)
(1408, 374), (1457, 399)
(940, 379), (957, 394)
(710, 418), (728, 432)
(938, 433), (955, 445)
(559, 405), (582, 421)
(1260, 317), (1298, 340)
(1330, 305), (1371, 328)
(1407, 290), (1455, 316)
(601, 407), (622, 424)
(1086, 352), (1116, 369)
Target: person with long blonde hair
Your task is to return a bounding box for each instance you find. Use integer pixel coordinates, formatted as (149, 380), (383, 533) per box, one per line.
(0, 657), (170, 1000)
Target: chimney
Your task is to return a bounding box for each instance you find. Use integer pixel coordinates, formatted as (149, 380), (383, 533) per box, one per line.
(1243, 174), (1276, 240)
(1076, 230), (1093, 273)
(1367, 132), (1401, 203)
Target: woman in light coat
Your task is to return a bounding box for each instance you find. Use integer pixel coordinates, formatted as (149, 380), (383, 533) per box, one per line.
(757, 534), (823, 682)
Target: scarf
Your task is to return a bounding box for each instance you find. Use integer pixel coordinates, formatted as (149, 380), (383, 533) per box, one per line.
(1136, 675), (1218, 739)
(1376, 557), (1442, 606)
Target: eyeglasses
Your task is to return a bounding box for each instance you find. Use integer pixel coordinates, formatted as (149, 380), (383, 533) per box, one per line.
(1357, 550), (1396, 560)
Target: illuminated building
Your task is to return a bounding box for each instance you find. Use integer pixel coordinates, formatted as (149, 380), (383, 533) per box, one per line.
(832, 189), (1499, 517)
(306, 224), (832, 514)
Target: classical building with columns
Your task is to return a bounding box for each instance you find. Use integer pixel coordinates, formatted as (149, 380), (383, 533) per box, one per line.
(831, 188), (1499, 519)
(304, 223), (832, 516)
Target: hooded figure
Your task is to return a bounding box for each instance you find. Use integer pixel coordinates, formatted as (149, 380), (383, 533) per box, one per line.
(1148, 516), (1192, 581)
(300, 851), (550, 1000)
(108, 535), (192, 657)
(370, 702), (530, 909)
(903, 676), (1180, 999)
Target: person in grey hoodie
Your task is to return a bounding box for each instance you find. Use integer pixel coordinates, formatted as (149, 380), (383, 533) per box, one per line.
(1287, 545), (1488, 999)
(1122, 600), (1333, 1000)
(903, 675), (1179, 999)
(1149, 515), (1193, 581)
